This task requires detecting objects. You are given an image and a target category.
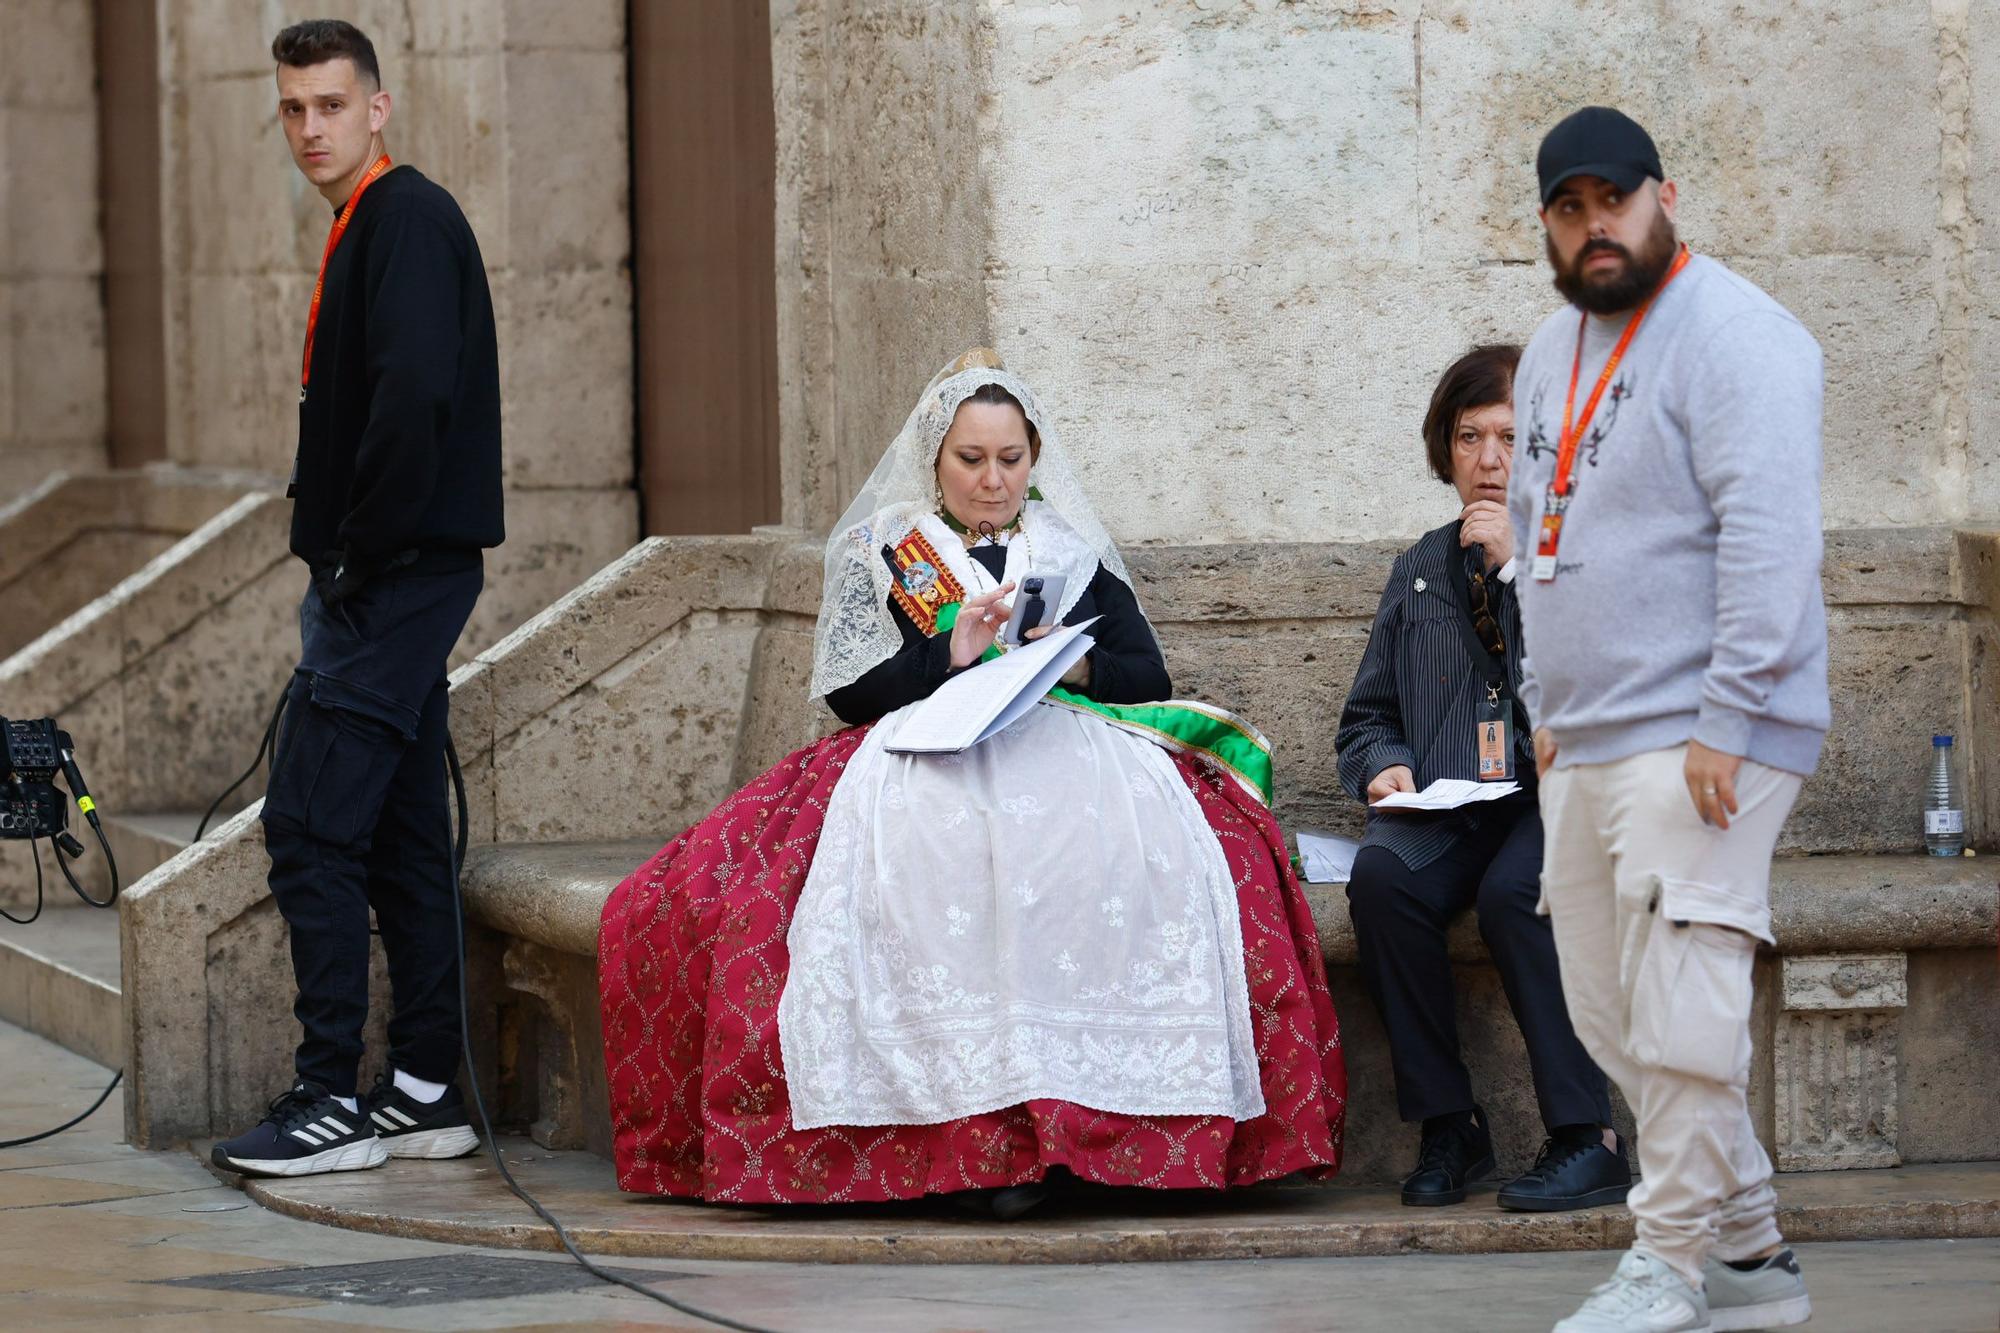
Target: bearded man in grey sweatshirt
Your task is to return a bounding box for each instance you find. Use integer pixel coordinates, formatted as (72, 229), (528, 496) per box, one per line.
(1509, 108), (1828, 1333)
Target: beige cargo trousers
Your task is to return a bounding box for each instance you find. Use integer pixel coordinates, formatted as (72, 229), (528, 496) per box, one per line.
(1539, 743), (1803, 1286)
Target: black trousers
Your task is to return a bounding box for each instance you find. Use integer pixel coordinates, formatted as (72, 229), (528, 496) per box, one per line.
(1346, 801), (1613, 1131)
(261, 561), (482, 1096)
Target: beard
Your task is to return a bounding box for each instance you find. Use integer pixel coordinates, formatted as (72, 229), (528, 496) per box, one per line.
(1547, 209), (1679, 315)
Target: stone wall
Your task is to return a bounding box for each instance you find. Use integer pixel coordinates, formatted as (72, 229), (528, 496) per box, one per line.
(772, 0), (997, 531)
(779, 1), (1997, 544)
(156, 0), (638, 583)
(0, 0), (107, 502)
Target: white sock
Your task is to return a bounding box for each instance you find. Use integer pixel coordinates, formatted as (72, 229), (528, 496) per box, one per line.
(334, 1095), (359, 1114)
(393, 1069), (450, 1104)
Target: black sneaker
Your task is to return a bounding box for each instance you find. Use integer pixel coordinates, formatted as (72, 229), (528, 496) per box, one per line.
(1495, 1130), (1633, 1212)
(1401, 1107), (1496, 1206)
(360, 1073), (480, 1160)
(211, 1080), (386, 1178)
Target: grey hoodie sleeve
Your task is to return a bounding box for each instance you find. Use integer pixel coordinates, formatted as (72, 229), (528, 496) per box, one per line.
(1685, 310), (1826, 756)
(1507, 430), (1543, 725)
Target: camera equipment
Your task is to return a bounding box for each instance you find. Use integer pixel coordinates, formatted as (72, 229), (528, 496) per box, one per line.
(0, 717), (125, 1153)
(3, 718), (86, 853)
(1, 716), (118, 922)
(1021, 575), (1047, 629)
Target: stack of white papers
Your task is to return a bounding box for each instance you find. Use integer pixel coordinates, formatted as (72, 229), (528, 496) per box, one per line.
(884, 619), (1099, 754)
(1295, 831), (1362, 884)
(1371, 778), (1521, 811)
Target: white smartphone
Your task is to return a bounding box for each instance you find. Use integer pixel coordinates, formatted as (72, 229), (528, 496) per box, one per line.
(999, 572), (1067, 646)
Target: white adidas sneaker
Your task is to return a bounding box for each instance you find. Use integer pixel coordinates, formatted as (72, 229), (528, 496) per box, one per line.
(1554, 1249), (1713, 1333)
(1703, 1249), (1812, 1330)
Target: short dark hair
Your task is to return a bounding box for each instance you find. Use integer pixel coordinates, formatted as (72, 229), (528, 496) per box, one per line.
(965, 381), (1042, 461)
(272, 19), (381, 87)
(1422, 344), (1521, 484)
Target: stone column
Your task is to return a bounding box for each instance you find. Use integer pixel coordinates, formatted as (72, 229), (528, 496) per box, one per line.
(0, 0), (107, 501)
(1773, 952), (1907, 1170)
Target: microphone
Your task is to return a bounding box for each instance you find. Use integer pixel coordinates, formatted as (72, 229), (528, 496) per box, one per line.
(56, 731), (102, 832)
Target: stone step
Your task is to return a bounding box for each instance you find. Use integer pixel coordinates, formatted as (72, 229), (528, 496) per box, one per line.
(102, 810), (203, 888)
(214, 1140), (2000, 1264)
(0, 904), (122, 1066)
(47, 809), (204, 909)
(0, 806), (180, 1069)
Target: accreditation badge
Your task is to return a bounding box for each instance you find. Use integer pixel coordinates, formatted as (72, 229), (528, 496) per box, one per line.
(1476, 689), (1515, 781)
(887, 530), (966, 635)
(1532, 483), (1569, 582)
(1476, 715), (1515, 781)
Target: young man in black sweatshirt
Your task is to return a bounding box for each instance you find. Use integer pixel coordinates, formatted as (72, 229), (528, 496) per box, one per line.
(213, 19), (503, 1178)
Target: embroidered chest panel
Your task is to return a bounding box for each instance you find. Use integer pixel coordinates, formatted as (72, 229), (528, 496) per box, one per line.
(888, 529), (966, 634)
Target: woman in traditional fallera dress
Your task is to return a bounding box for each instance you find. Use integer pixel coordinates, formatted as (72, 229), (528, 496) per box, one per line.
(597, 351), (1345, 1206)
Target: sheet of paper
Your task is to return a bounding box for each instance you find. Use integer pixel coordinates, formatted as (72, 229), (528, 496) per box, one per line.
(1295, 831), (1362, 884)
(884, 618), (1099, 754)
(1371, 778), (1521, 811)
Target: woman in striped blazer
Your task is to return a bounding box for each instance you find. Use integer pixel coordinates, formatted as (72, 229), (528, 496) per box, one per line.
(1334, 345), (1628, 1213)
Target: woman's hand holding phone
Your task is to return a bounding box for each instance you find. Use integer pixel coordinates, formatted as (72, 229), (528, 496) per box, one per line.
(949, 582), (1016, 669)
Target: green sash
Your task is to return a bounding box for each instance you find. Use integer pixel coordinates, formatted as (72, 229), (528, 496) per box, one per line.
(1045, 690), (1274, 807)
(931, 601), (1275, 805)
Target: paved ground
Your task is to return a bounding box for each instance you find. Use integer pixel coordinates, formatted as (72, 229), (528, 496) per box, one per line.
(0, 1022), (1994, 1331)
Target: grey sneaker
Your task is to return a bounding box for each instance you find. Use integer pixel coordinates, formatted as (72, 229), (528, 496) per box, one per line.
(1703, 1249), (1811, 1330)
(1554, 1249), (1712, 1332)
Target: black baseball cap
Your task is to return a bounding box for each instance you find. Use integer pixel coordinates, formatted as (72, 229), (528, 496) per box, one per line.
(1536, 106), (1664, 206)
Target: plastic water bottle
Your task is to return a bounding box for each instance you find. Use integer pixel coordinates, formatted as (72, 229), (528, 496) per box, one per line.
(1925, 734), (1965, 856)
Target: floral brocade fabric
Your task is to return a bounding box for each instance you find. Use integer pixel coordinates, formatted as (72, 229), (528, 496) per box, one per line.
(598, 727), (1346, 1202)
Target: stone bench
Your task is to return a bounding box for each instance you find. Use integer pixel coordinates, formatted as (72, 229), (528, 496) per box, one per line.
(120, 526), (2000, 1160)
(461, 838), (1998, 1184)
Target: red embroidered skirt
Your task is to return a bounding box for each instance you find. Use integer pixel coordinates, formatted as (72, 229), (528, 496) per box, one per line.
(598, 726), (1346, 1202)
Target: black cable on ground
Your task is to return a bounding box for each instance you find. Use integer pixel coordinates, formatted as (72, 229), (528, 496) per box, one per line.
(0, 1069), (122, 1150)
(195, 688), (290, 841)
(1, 835), (45, 925)
(443, 736), (785, 1333)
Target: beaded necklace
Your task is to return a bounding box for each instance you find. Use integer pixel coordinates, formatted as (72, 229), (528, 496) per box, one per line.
(938, 503), (1034, 588)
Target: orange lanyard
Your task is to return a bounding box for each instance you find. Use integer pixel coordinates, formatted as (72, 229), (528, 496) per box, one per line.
(1552, 243), (1690, 497)
(301, 154), (392, 391)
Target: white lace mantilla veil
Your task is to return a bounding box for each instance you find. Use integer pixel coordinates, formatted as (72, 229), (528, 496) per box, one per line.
(809, 349), (1138, 700)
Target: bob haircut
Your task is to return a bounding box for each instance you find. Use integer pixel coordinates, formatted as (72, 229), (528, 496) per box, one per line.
(1422, 343), (1521, 484)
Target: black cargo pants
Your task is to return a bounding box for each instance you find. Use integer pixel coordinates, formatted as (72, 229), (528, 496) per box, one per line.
(261, 558), (482, 1096)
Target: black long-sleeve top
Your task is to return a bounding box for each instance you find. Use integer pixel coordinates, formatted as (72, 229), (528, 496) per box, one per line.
(826, 543), (1172, 727)
(289, 165), (504, 573)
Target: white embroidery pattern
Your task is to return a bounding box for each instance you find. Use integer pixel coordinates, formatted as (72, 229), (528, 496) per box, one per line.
(1000, 794), (1046, 824)
(777, 704), (1263, 1129)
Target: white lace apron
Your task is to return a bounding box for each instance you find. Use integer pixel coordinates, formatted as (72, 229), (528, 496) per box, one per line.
(777, 520), (1263, 1129)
